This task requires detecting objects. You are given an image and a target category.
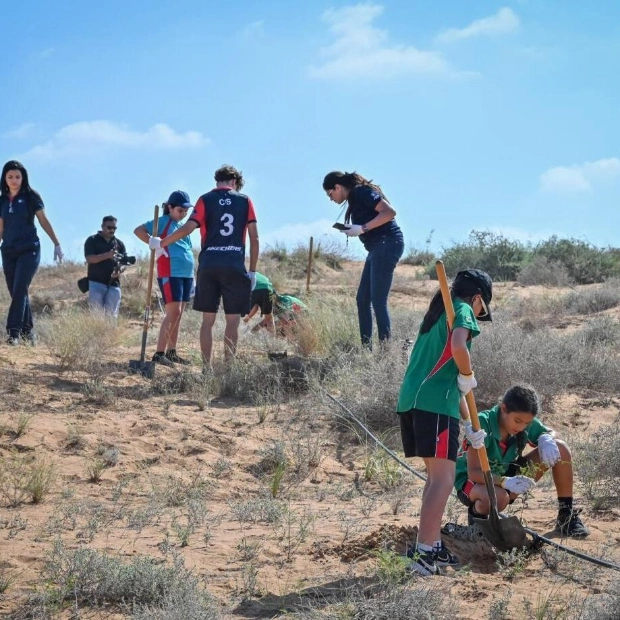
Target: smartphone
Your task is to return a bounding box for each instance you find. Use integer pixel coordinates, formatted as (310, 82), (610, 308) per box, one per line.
(332, 222), (348, 231)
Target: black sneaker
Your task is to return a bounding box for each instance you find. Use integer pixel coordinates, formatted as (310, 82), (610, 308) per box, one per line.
(152, 352), (174, 367)
(434, 543), (460, 567)
(406, 545), (440, 576)
(557, 509), (589, 538)
(165, 350), (191, 365)
(6, 336), (20, 346)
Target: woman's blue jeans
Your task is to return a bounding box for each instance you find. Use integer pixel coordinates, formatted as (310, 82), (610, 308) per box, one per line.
(2, 247), (41, 338)
(356, 234), (404, 347)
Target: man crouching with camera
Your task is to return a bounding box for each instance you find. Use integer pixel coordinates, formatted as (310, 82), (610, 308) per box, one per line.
(83, 215), (135, 318)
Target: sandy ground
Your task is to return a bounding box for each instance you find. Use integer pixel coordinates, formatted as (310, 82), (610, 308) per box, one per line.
(0, 261), (619, 618)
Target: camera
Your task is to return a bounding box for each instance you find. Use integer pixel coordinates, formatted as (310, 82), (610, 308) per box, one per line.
(114, 252), (136, 267)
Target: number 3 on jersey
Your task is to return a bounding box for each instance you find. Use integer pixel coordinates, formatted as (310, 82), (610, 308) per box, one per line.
(220, 213), (234, 236)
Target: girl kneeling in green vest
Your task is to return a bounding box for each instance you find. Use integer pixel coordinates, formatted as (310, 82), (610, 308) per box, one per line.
(455, 384), (588, 538)
(397, 269), (493, 576)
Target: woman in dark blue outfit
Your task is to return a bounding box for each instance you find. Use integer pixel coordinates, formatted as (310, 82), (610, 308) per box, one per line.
(323, 171), (404, 348)
(0, 161), (63, 345)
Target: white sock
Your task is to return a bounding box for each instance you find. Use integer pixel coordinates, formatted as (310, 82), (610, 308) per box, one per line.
(432, 540), (442, 552)
(417, 542), (433, 553)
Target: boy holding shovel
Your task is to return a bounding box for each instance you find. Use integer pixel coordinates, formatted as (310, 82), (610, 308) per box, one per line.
(455, 384), (589, 538)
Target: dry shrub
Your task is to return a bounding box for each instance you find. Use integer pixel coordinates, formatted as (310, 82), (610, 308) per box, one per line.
(517, 256), (573, 287)
(38, 308), (121, 373)
(291, 293), (359, 357)
(563, 279), (620, 314)
(472, 315), (620, 411)
(0, 454), (57, 507)
(19, 540), (219, 617)
(573, 416), (620, 509)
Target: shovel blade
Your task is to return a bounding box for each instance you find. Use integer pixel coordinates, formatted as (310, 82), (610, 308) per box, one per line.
(128, 360), (155, 379)
(473, 512), (528, 551)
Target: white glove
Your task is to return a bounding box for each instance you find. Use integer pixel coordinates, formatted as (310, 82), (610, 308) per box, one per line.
(457, 372), (477, 394)
(53, 245), (64, 262)
(464, 421), (487, 450)
(248, 271), (257, 291)
(538, 433), (561, 468)
(154, 247), (168, 259)
(149, 236), (162, 250)
(343, 224), (364, 237)
(501, 475), (536, 495)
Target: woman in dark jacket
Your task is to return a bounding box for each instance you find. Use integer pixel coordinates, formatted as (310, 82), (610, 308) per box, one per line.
(0, 160), (63, 345)
(323, 170), (404, 347)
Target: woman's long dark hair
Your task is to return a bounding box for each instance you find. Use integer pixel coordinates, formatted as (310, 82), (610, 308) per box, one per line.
(322, 171), (385, 223)
(501, 384), (540, 458)
(1, 160), (34, 196)
(419, 276), (483, 334)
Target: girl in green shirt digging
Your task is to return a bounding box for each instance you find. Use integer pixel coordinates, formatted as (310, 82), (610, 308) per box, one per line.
(397, 269), (493, 576)
(455, 384), (588, 538)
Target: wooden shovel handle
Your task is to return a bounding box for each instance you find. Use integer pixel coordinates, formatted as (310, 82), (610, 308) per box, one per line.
(144, 205), (159, 311)
(435, 260), (492, 474)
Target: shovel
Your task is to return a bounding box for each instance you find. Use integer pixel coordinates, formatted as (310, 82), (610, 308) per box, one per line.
(129, 205), (159, 379)
(435, 260), (528, 551)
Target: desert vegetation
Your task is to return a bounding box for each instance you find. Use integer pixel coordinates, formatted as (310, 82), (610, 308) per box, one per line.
(0, 235), (619, 618)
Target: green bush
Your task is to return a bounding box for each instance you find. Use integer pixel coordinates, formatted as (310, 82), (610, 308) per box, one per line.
(429, 230), (527, 281)
(532, 237), (620, 284)
(429, 232), (620, 284)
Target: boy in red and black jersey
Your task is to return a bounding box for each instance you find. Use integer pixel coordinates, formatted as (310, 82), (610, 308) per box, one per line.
(151, 165), (259, 368)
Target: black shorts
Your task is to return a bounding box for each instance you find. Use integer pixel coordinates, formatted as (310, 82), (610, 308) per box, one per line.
(399, 408), (460, 462)
(193, 266), (251, 315)
(250, 288), (274, 316)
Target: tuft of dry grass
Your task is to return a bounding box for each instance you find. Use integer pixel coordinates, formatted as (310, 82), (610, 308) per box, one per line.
(0, 454), (57, 507)
(37, 308), (122, 373)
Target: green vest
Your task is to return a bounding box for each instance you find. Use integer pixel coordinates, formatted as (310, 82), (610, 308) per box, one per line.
(397, 299), (480, 419)
(454, 405), (550, 491)
(275, 295), (306, 316)
(253, 272), (274, 293)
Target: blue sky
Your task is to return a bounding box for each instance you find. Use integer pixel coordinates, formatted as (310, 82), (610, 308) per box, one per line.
(2, 1), (619, 263)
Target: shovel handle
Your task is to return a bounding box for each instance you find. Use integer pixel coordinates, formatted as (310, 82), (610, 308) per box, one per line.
(145, 205), (159, 308)
(435, 260), (492, 474)
(138, 205), (159, 364)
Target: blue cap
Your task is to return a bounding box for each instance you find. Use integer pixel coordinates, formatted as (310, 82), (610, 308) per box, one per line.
(167, 190), (192, 208)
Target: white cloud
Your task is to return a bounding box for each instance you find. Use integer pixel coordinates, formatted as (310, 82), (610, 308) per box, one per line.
(540, 158), (620, 193)
(241, 20), (265, 38)
(309, 3), (456, 80)
(2, 122), (35, 139)
(436, 7), (520, 44)
(20, 121), (209, 160)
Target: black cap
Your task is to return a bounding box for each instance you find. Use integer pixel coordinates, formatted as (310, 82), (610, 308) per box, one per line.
(454, 269), (493, 321)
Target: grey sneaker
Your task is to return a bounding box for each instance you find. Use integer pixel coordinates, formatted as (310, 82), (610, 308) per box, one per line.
(21, 332), (38, 346)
